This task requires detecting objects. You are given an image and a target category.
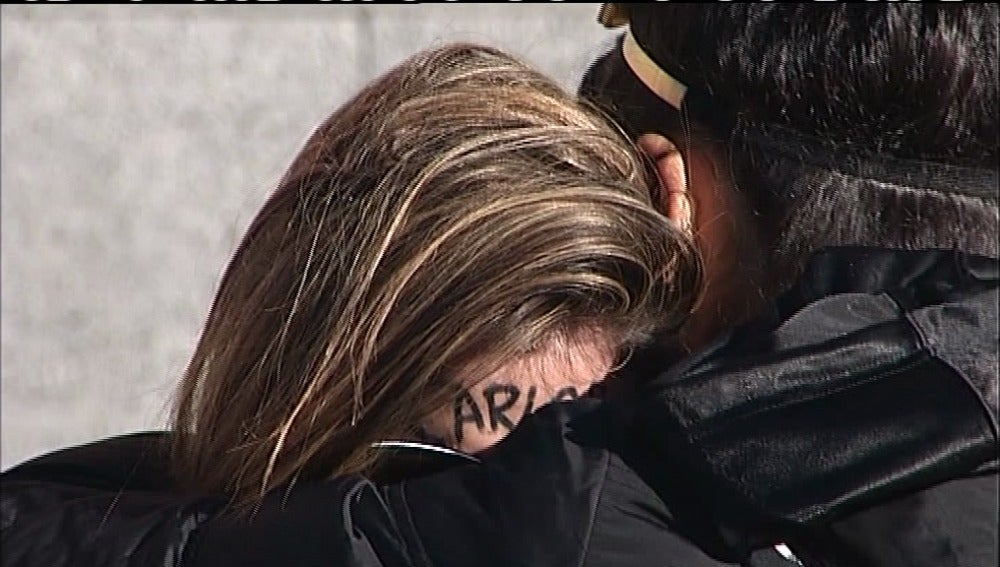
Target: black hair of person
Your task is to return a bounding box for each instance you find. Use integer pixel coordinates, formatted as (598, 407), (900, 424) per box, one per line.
(581, 4), (998, 293)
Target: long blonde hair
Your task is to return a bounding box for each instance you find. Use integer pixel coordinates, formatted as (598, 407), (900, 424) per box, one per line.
(172, 43), (702, 510)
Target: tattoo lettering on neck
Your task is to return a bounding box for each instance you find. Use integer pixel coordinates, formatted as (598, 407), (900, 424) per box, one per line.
(520, 384), (537, 421)
(451, 382), (584, 444)
(454, 390), (485, 443)
(483, 383), (519, 431)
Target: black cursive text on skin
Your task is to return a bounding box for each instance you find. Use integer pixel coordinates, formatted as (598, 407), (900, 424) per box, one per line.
(453, 383), (580, 443)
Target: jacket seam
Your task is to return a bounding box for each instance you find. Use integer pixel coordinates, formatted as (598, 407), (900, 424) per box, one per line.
(904, 313), (1000, 441)
(176, 502), (222, 567)
(394, 483), (434, 567)
(682, 299), (924, 439)
(689, 354), (929, 522)
(575, 450), (611, 567)
(890, 286), (999, 439)
(691, 351), (925, 442)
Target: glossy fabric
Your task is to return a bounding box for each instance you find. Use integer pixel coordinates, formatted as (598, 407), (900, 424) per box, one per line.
(2, 247), (996, 567)
(630, 247), (998, 560)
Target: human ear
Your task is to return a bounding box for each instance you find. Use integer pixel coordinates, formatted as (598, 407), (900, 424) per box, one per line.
(637, 133), (692, 233)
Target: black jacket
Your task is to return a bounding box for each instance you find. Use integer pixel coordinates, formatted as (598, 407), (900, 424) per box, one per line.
(2, 247), (997, 567)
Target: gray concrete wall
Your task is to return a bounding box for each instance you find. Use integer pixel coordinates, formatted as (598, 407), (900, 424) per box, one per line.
(0, 4), (619, 469)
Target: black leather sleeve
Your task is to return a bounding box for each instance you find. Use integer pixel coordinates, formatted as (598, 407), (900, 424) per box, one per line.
(381, 400), (728, 567)
(183, 477), (416, 567)
(1, 404), (722, 567)
(1, 433), (218, 567)
(5, 247), (993, 567)
(628, 247), (999, 561)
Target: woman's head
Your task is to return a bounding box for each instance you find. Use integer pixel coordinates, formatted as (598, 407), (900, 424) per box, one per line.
(172, 43), (701, 510)
(582, 4), (999, 345)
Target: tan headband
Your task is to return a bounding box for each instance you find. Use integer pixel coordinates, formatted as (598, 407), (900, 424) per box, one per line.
(621, 30), (688, 110)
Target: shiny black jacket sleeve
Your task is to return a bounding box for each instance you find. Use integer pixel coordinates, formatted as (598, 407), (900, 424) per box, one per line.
(628, 247), (998, 563)
(2, 247), (997, 567)
(2, 403), (727, 567)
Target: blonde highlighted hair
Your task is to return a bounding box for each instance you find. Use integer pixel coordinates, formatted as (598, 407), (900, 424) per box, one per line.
(172, 43), (702, 510)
